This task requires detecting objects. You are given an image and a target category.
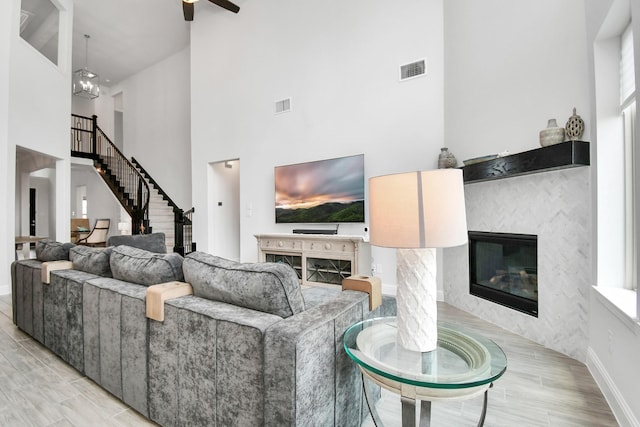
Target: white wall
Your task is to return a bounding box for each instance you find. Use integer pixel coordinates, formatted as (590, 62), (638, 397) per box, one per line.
(111, 48), (191, 210)
(584, 0), (640, 425)
(588, 290), (640, 426)
(70, 165), (121, 239)
(444, 0), (591, 162)
(71, 86), (115, 139)
(190, 0), (446, 291)
(1, 0), (73, 290)
(0, 1), (10, 291)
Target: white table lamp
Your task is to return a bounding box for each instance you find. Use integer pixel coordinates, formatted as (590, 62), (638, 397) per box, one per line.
(369, 169), (467, 352)
(118, 221), (130, 235)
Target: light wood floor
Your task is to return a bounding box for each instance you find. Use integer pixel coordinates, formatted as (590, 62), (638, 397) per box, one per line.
(364, 303), (618, 427)
(0, 295), (618, 426)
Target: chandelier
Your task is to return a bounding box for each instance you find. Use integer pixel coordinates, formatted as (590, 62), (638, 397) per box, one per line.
(72, 34), (100, 99)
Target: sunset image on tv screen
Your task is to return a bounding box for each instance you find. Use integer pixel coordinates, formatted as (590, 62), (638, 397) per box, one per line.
(275, 154), (365, 223)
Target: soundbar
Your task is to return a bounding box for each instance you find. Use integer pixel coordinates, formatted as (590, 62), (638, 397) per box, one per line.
(292, 229), (338, 235)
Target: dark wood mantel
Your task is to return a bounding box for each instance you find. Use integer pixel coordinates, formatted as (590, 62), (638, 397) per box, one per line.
(462, 140), (590, 183)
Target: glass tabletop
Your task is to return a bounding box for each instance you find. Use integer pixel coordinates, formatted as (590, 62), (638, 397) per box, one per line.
(343, 317), (507, 390)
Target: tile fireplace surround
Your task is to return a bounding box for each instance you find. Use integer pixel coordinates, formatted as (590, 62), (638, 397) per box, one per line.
(444, 167), (591, 361)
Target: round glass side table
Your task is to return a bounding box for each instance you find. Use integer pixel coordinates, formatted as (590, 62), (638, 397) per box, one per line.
(343, 317), (507, 427)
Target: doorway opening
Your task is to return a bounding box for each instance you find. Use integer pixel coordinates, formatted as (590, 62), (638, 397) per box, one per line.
(15, 146), (58, 255)
(209, 159), (240, 261)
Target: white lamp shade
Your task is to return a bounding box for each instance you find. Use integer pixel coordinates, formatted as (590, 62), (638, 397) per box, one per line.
(369, 169), (468, 249)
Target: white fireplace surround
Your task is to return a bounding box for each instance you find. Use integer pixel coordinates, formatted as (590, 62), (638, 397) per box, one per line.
(444, 167), (591, 361)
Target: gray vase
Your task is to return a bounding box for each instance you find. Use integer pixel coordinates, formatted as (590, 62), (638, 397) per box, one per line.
(565, 108), (585, 141)
(438, 147), (457, 168)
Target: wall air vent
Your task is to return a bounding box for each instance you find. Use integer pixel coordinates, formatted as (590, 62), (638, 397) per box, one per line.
(399, 59), (426, 81)
(275, 98), (292, 114)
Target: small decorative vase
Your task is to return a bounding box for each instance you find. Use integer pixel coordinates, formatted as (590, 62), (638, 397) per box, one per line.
(539, 119), (565, 147)
(438, 147), (458, 168)
(565, 107), (585, 141)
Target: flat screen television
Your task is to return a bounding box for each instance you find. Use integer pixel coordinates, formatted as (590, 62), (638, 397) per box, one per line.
(275, 154), (365, 224)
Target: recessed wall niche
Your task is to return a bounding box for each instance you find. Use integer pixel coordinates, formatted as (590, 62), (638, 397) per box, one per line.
(20, 0), (60, 65)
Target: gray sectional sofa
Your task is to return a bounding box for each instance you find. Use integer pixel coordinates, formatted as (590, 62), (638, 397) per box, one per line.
(11, 235), (394, 426)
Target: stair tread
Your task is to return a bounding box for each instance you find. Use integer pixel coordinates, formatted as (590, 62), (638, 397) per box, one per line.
(91, 153), (189, 251)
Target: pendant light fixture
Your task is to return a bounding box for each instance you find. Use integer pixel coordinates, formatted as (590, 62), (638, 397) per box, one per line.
(72, 34), (100, 99)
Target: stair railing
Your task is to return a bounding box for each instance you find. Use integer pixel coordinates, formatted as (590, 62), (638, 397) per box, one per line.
(131, 157), (196, 255)
(71, 114), (150, 234)
(175, 207), (196, 256)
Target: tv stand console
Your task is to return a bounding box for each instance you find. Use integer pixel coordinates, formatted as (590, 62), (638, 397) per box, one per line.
(255, 234), (371, 287)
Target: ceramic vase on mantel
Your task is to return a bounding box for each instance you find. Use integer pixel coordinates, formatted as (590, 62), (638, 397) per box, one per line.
(438, 147), (458, 168)
(565, 107), (585, 141)
(539, 119), (565, 147)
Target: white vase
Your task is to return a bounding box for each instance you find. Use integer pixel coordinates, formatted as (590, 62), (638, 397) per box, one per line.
(539, 119), (565, 147)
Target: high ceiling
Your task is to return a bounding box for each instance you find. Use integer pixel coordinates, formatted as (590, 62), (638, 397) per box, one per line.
(20, 0), (191, 86)
(71, 0), (190, 86)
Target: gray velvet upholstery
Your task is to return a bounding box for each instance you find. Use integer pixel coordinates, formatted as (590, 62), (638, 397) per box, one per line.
(11, 259), (43, 342)
(44, 269), (99, 373)
(35, 239), (75, 261)
(110, 245), (184, 286)
(83, 277), (149, 417)
(69, 245), (113, 277)
(107, 232), (167, 253)
(148, 296), (282, 426)
(11, 244), (382, 427)
(264, 290), (374, 426)
(183, 252), (305, 318)
(302, 286), (341, 308)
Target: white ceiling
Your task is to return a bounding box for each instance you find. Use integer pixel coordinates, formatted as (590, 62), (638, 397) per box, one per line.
(19, 0), (245, 86)
(71, 0), (190, 86)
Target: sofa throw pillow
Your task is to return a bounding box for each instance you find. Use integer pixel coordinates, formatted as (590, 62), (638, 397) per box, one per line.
(183, 252), (306, 318)
(69, 245), (113, 277)
(36, 240), (75, 262)
(110, 245), (184, 286)
(106, 232), (167, 253)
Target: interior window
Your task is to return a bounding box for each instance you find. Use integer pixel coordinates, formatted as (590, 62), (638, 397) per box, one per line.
(19, 0), (59, 65)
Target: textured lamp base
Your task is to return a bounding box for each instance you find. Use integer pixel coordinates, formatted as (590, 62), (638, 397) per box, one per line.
(396, 247), (437, 352)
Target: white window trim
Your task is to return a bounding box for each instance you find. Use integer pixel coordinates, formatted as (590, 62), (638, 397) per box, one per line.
(623, 102), (637, 292)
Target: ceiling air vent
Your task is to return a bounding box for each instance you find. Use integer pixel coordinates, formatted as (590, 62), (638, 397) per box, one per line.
(399, 59), (426, 81)
(275, 98), (292, 114)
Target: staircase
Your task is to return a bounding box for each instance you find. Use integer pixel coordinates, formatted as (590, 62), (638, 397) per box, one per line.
(133, 158), (178, 253)
(71, 114), (195, 254)
(147, 193), (176, 252)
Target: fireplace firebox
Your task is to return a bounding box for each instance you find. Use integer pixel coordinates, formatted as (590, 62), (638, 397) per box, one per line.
(469, 231), (538, 317)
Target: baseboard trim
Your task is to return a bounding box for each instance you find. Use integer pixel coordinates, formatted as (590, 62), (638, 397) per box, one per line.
(586, 347), (640, 427)
(380, 284), (444, 302)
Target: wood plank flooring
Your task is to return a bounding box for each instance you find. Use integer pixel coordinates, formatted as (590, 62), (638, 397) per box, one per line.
(0, 295), (618, 426)
(364, 303), (618, 427)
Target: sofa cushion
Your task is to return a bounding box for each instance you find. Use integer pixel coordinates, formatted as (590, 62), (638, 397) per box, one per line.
(110, 245), (184, 286)
(107, 233), (167, 253)
(70, 245), (113, 277)
(183, 252), (306, 318)
(36, 240), (75, 262)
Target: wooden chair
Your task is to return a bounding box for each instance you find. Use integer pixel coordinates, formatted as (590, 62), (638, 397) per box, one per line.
(70, 218), (90, 243)
(76, 219), (110, 247)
